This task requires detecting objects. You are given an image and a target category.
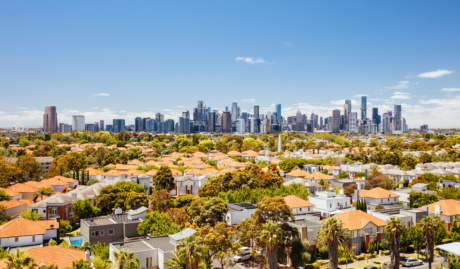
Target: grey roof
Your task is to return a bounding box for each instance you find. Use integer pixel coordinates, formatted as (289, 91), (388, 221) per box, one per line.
(127, 206), (148, 216)
(228, 203), (257, 212)
(112, 236), (175, 253)
(412, 183), (428, 188)
(29, 194), (73, 208)
(168, 228), (196, 242)
(436, 242), (460, 256)
(83, 213), (141, 226)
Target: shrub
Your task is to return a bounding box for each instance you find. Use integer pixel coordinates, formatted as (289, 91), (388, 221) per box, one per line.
(356, 255), (366, 261)
(304, 263), (321, 269)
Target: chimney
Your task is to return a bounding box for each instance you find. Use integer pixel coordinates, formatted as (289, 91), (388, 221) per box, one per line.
(115, 208), (123, 215)
(435, 204), (441, 216)
(85, 249), (92, 263)
(56, 216), (61, 244)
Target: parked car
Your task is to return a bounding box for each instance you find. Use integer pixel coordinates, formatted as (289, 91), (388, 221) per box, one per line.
(401, 257), (423, 267)
(382, 261), (392, 269)
(233, 247), (252, 262)
(363, 266), (379, 269)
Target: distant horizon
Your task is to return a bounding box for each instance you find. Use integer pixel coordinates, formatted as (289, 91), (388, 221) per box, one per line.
(1, 1), (459, 128)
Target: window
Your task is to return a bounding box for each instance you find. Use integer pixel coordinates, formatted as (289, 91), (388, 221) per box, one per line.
(32, 236), (35, 242)
(299, 208), (302, 212)
(32, 209), (38, 213)
(15, 237), (18, 242)
(100, 231), (104, 236)
(43, 210), (46, 213)
(49, 208), (58, 219)
(91, 232), (95, 237)
(91, 231), (99, 237)
(329, 204), (332, 208)
(108, 229), (114, 235)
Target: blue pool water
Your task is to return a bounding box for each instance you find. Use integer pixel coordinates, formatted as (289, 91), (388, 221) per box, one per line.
(69, 236), (83, 246)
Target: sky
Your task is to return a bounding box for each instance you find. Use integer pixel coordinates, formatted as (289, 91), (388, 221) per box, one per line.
(1, 1), (460, 128)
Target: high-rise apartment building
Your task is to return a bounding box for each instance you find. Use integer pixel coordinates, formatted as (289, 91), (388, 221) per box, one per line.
(135, 117), (143, 132)
(276, 104), (282, 123)
(332, 109), (341, 133)
(222, 112), (232, 133)
(59, 123), (72, 133)
(207, 112), (217, 132)
(113, 119), (126, 133)
(236, 119), (246, 133)
(43, 106), (58, 132)
(99, 120), (104, 131)
(72, 115), (85, 131)
(348, 112), (358, 133)
(360, 96), (367, 121)
(382, 113), (391, 133)
(372, 107), (380, 125)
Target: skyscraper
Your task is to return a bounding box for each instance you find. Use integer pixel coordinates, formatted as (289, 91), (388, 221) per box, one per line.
(72, 115), (85, 131)
(348, 112), (358, 133)
(332, 109), (341, 133)
(394, 105), (402, 131)
(99, 120), (104, 131)
(344, 100), (351, 130)
(372, 107), (380, 125)
(43, 106), (58, 132)
(134, 117), (143, 132)
(394, 105), (402, 121)
(254, 106), (259, 119)
(222, 112), (232, 133)
(231, 102), (238, 122)
(207, 111), (217, 132)
(276, 104), (281, 123)
(113, 119), (126, 133)
(360, 96), (367, 121)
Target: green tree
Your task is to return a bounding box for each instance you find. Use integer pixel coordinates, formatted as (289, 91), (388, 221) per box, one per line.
(113, 249), (139, 269)
(187, 197), (228, 227)
(37, 187), (53, 200)
(19, 210), (42, 220)
(290, 238), (310, 267)
(0, 189), (10, 201)
(3, 248), (37, 269)
(149, 189), (173, 213)
(73, 199), (101, 219)
(386, 217), (405, 269)
(253, 196), (294, 224)
(152, 166), (176, 190)
(259, 221), (284, 269)
(60, 220), (72, 237)
(317, 218), (352, 269)
(137, 211), (181, 236)
(408, 191), (439, 208)
(203, 222), (239, 269)
(16, 154), (43, 182)
(418, 216), (446, 269)
(409, 225), (424, 258)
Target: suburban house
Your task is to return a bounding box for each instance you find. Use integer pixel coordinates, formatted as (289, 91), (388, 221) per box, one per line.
(392, 183), (436, 205)
(170, 175), (208, 196)
(421, 199), (460, 230)
(23, 246), (86, 268)
(0, 218), (59, 248)
(283, 178), (323, 195)
(81, 207), (147, 245)
(358, 187), (400, 209)
(368, 207), (428, 228)
(29, 194), (74, 222)
(288, 217), (322, 248)
(308, 191), (351, 218)
(109, 228), (197, 269)
(0, 200), (29, 219)
(283, 195), (316, 216)
(225, 203), (257, 226)
(326, 210), (387, 254)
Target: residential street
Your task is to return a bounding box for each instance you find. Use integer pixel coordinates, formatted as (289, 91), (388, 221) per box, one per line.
(340, 256), (444, 269)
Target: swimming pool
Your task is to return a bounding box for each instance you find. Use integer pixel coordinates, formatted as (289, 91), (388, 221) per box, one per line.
(69, 236), (83, 246)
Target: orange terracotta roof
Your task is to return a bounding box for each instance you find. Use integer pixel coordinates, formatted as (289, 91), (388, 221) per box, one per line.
(105, 170), (123, 176)
(0, 218), (58, 238)
(420, 199), (460, 216)
(185, 169), (206, 175)
(283, 195), (315, 208)
(126, 170), (144, 177)
(145, 169), (158, 176)
(241, 150), (259, 157)
(128, 159), (144, 165)
(220, 168), (237, 173)
(24, 246), (85, 269)
(227, 151), (241, 156)
(354, 177), (365, 181)
(170, 169), (183, 176)
(85, 168), (105, 176)
(324, 210), (387, 230)
(307, 172), (333, 181)
(286, 169), (309, 177)
(192, 152), (208, 158)
(359, 187), (400, 199)
(0, 200), (28, 210)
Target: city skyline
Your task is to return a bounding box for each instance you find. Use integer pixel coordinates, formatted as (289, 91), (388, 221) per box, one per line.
(1, 1), (459, 128)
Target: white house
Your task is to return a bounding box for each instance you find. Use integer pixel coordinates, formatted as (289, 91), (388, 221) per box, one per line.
(359, 187), (400, 207)
(170, 175), (208, 196)
(0, 218), (59, 248)
(283, 195), (316, 216)
(109, 228), (196, 269)
(226, 203), (257, 226)
(308, 191), (351, 218)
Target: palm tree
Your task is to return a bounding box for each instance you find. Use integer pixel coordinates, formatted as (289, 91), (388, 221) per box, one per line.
(3, 248), (37, 269)
(418, 215), (446, 269)
(170, 235), (206, 269)
(386, 217), (405, 269)
(317, 218), (352, 269)
(165, 249), (187, 269)
(259, 221), (284, 269)
(113, 249), (139, 269)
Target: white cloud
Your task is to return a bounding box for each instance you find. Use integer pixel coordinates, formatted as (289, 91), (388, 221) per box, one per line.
(353, 94), (368, 98)
(384, 81), (411, 90)
(242, 98), (256, 103)
(91, 93), (111, 97)
(235, 57), (267, 64)
(283, 41), (293, 48)
(390, 92), (411, 100)
(417, 69), (454, 78)
(441, 88), (460, 92)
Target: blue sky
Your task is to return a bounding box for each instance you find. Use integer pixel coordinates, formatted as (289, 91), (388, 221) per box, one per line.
(1, 1), (460, 128)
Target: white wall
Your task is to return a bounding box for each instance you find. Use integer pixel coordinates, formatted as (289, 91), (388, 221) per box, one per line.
(291, 206), (313, 215)
(226, 209), (256, 226)
(0, 235), (44, 248)
(43, 229), (58, 240)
